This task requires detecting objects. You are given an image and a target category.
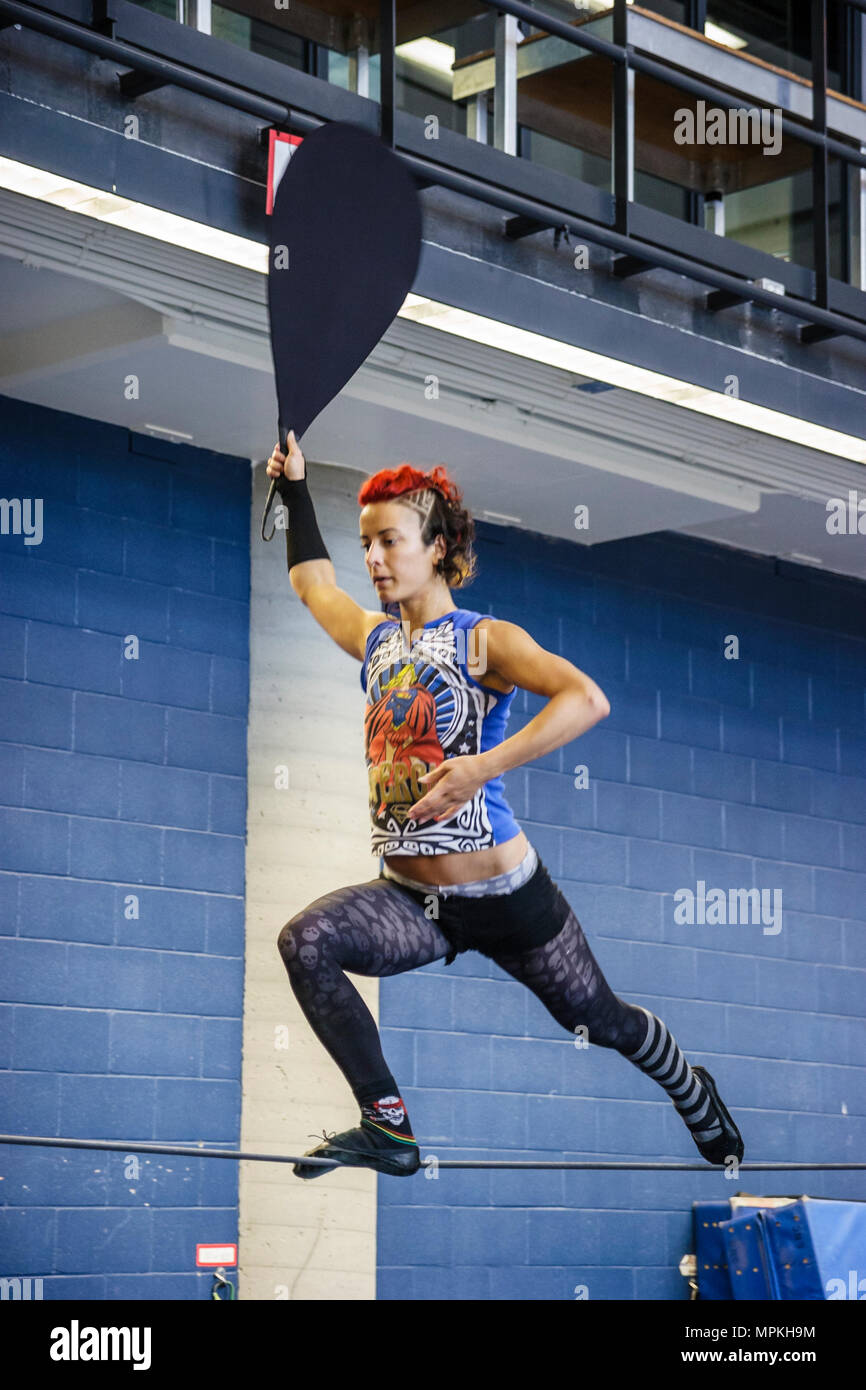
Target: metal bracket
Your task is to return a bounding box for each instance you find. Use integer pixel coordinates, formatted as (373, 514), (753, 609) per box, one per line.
(611, 253), (652, 278)
(118, 69), (170, 99)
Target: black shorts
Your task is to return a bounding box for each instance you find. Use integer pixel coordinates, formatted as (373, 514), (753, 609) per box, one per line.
(379, 855), (572, 966)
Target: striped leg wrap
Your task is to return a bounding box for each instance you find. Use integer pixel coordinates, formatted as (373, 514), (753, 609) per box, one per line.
(623, 1006), (723, 1145)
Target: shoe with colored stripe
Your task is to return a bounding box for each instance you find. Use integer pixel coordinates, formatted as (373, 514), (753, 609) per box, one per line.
(689, 1065), (745, 1165)
(292, 1119), (421, 1179)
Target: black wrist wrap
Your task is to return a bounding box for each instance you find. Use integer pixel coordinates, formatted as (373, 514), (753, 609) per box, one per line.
(275, 474), (331, 570)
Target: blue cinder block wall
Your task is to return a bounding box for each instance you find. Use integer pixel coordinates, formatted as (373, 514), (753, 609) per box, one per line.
(0, 395), (250, 1299)
(378, 521), (866, 1301)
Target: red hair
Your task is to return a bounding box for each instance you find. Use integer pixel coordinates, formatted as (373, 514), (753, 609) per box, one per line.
(357, 463), (461, 508)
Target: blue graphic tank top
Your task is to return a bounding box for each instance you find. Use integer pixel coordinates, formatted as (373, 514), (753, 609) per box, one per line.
(359, 608), (522, 856)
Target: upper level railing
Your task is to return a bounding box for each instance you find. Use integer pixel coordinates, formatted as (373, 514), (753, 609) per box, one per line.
(1, 0), (865, 348)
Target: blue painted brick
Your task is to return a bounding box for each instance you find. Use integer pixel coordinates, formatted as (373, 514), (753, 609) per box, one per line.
(201, 1018), (242, 1080)
(816, 964), (866, 1016)
(599, 679), (658, 738)
(0, 555), (76, 623)
(841, 822), (866, 873)
(659, 692), (720, 750)
(562, 827), (627, 886)
(55, 1209), (152, 1273)
(692, 747), (752, 803)
(527, 769), (594, 828)
(814, 867), (866, 921)
(838, 729), (866, 776)
(782, 717), (839, 773)
(160, 953), (244, 1017)
(659, 595), (731, 650)
(37, 507), (124, 574)
(154, 1080), (240, 1140)
(755, 856), (813, 913)
(490, 1036), (561, 1094)
(0, 1147), (109, 1207)
(74, 691), (166, 763)
(725, 802), (783, 859)
(205, 896), (244, 955)
(691, 652), (750, 706)
(810, 675), (865, 733)
(0, 870), (19, 933)
(119, 762), (209, 830)
(124, 520), (213, 592)
(22, 748), (120, 819)
(110, 1012), (201, 1076)
(560, 880), (663, 943)
(0, 1070), (60, 1131)
(118, 888), (207, 953)
(379, 1207), (452, 1266)
(721, 706), (781, 760)
(593, 579), (659, 634)
(149, 1209), (239, 1271)
(13, 1005), (110, 1072)
(627, 633), (689, 690)
(162, 830), (244, 893)
(208, 776), (246, 835)
(0, 742), (24, 805)
(209, 655), (249, 717)
(755, 759), (811, 814)
(121, 641), (212, 709)
(569, 725), (628, 781)
(783, 813), (842, 868)
(19, 876), (115, 945)
(453, 1208), (527, 1265)
(407, 1267), (493, 1300)
(453, 979), (526, 1038)
(170, 474), (249, 543)
(597, 781), (660, 838)
(0, 1208), (56, 1271)
(627, 837), (691, 892)
(812, 769), (866, 823)
(67, 944), (163, 1010)
(525, 1094), (598, 1151)
(165, 708), (245, 774)
(76, 571), (170, 642)
(168, 590), (249, 659)
(0, 807), (69, 875)
(0, 613), (26, 676)
(68, 817), (162, 885)
(58, 1074), (157, 1139)
(561, 620), (627, 680)
(78, 454), (171, 523)
(417, 1030), (492, 1089)
(212, 541), (250, 600)
(659, 790), (722, 848)
(629, 736), (691, 793)
(0, 677), (73, 748)
(0, 1003), (11, 1067)
(751, 660), (810, 719)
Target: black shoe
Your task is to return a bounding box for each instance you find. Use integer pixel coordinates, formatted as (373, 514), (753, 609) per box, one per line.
(688, 1065), (745, 1165)
(292, 1119), (421, 1180)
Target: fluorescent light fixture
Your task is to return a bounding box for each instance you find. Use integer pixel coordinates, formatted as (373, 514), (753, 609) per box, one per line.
(400, 295), (866, 465)
(704, 20), (748, 50)
(395, 38), (455, 75)
(0, 157), (266, 272)
(143, 423), (195, 440)
(1, 156), (863, 465)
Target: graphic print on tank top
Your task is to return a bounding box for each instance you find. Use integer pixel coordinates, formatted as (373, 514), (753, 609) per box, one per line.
(362, 612), (516, 855)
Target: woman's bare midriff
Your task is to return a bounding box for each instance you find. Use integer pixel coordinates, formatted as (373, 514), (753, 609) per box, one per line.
(384, 829), (529, 887)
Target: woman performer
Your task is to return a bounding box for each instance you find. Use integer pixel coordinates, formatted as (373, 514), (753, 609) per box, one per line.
(268, 432), (745, 1178)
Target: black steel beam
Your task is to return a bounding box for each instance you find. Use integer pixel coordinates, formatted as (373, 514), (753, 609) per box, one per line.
(612, 0), (630, 236)
(705, 288), (755, 311)
(118, 69), (170, 99)
(799, 323), (843, 341)
(379, 0), (395, 148)
(504, 213), (548, 239)
(612, 253), (653, 278)
(812, 0), (830, 309)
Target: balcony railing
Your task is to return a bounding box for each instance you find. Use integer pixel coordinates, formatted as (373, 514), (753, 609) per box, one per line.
(1, 0), (865, 346)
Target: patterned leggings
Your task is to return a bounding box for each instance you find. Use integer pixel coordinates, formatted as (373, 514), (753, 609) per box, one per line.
(277, 877), (650, 1097)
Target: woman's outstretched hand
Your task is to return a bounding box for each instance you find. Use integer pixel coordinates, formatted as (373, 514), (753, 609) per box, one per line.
(409, 755), (486, 823)
(266, 429), (306, 485)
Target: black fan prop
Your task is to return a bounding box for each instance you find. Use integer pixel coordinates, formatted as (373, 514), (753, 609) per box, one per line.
(262, 121), (423, 539)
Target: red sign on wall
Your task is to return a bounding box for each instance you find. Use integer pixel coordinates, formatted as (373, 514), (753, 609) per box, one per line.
(266, 130), (303, 215)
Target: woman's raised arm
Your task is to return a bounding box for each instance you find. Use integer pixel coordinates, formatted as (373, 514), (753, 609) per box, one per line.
(266, 434), (386, 662)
